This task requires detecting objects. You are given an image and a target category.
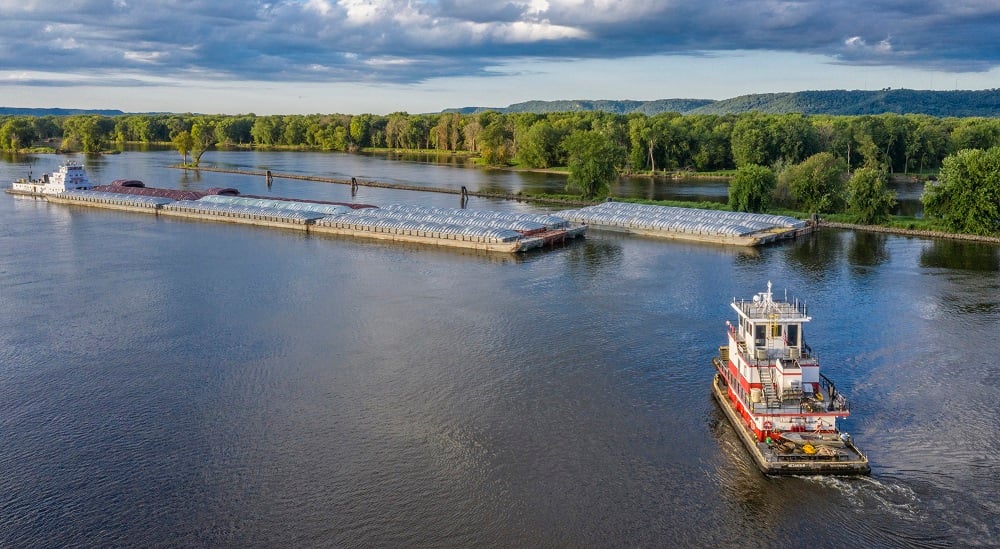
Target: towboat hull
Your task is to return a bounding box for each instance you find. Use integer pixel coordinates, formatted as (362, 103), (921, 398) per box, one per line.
(712, 374), (870, 476)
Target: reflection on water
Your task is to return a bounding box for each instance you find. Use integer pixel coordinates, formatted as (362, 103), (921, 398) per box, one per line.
(848, 232), (891, 269)
(614, 175), (732, 203)
(561, 238), (626, 278)
(783, 230), (846, 279)
(919, 239), (1000, 271)
(0, 151), (998, 547)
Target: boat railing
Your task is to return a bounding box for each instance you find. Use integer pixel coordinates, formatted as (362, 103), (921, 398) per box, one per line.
(802, 341), (813, 357)
(819, 373), (849, 412)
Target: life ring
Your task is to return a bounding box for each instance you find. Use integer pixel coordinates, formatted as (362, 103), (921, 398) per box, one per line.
(762, 420), (774, 430)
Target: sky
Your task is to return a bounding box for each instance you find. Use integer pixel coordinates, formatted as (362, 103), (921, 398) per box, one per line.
(1, 0), (998, 115)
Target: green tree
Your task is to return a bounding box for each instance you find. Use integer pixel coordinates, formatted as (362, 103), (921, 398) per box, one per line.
(384, 112), (410, 149)
(478, 116), (513, 166)
(628, 115), (661, 173)
(250, 116), (282, 146)
(728, 164), (776, 212)
(349, 114), (372, 148)
(281, 116), (308, 146)
(690, 115), (733, 171)
(62, 115), (107, 153)
(31, 116), (61, 141)
(331, 125), (349, 151)
(771, 113), (818, 165)
(462, 120), (482, 152)
(562, 130), (623, 199)
(730, 115), (771, 167)
(515, 120), (560, 168)
(214, 116), (253, 146)
(922, 147), (1000, 236)
(950, 118), (1000, 151)
(778, 152), (847, 213)
(846, 167), (896, 224)
(172, 130), (194, 164)
(0, 117), (37, 150)
(190, 119), (216, 166)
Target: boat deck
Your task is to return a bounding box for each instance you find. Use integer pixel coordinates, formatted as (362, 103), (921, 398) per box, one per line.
(712, 374), (870, 475)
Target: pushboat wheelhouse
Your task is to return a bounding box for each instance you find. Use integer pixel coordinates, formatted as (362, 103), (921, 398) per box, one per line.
(10, 162), (92, 195)
(712, 282), (870, 475)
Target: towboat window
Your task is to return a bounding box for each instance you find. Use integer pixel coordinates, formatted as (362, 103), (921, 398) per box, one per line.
(754, 325), (765, 346)
(787, 325), (799, 346)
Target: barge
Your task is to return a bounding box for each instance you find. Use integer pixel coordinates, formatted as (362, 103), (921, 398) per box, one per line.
(711, 282), (870, 475)
(9, 164), (584, 253)
(557, 201), (813, 246)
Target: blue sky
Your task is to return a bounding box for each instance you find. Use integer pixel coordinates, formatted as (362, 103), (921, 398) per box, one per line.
(1, 0), (998, 115)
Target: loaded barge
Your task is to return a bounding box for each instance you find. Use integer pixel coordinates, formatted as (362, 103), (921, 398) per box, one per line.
(711, 282), (870, 475)
(557, 201), (813, 246)
(8, 164), (585, 253)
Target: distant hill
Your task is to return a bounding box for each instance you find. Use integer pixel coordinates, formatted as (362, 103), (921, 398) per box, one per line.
(446, 89), (1000, 117)
(689, 89), (1000, 117)
(0, 107), (125, 116)
(502, 99), (715, 114)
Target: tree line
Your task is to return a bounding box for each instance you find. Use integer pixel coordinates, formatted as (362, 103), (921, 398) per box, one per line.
(3, 111), (999, 173)
(2, 110), (998, 235)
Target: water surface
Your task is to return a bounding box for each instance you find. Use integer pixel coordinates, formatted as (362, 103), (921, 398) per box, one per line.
(0, 151), (997, 546)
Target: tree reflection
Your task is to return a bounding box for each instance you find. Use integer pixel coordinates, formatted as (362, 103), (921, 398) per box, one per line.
(847, 231), (890, 269)
(919, 240), (1000, 272)
(563, 238), (625, 278)
(784, 230), (845, 280)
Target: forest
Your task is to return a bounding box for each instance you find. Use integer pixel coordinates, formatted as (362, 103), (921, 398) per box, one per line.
(3, 110), (999, 173)
(2, 109), (999, 235)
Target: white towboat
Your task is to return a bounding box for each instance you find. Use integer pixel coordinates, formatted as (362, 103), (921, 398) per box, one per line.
(9, 162), (92, 195)
(711, 282), (870, 475)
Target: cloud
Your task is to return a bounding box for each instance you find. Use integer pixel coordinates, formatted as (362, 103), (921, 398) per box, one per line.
(0, 0), (997, 88)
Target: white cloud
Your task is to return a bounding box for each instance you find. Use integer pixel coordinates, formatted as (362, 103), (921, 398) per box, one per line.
(123, 50), (165, 63)
(305, 0), (334, 16)
(844, 35), (893, 54)
(338, 0), (387, 25)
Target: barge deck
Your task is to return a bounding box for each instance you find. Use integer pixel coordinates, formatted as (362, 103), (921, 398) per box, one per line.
(557, 201), (813, 246)
(29, 188), (585, 253)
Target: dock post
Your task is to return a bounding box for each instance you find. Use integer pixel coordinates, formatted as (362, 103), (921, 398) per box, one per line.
(266, 170), (273, 190)
(461, 185), (469, 209)
(351, 177), (358, 196)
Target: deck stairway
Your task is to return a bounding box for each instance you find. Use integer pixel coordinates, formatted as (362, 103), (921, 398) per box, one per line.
(758, 367), (781, 408)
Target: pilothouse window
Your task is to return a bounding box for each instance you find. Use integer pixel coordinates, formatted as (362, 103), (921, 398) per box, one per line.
(787, 325), (799, 346)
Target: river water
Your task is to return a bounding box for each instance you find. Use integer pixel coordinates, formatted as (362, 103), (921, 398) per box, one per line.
(1, 151), (997, 547)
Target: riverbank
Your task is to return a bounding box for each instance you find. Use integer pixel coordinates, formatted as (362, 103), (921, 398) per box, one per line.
(819, 220), (1000, 244)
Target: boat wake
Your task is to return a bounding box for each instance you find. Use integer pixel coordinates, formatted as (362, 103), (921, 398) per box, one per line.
(803, 475), (923, 521)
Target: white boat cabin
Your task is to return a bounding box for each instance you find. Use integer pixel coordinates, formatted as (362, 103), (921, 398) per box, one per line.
(12, 163), (92, 194)
(720, 281), (851, 438)
(727, 281), (820, 402)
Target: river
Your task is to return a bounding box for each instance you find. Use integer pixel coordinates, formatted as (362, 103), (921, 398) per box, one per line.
(0, 150), (997, 546)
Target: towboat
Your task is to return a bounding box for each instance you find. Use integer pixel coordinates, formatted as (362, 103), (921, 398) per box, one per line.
(711, 282), (870, 475)
(8, 162), (92, 195)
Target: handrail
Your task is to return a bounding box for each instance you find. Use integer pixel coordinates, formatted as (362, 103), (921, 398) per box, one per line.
(819, 373), (849, 412)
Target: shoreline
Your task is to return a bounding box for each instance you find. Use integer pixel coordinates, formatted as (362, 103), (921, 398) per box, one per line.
(819, 220), (1000, 244)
